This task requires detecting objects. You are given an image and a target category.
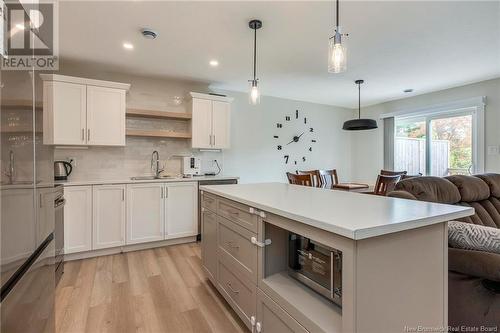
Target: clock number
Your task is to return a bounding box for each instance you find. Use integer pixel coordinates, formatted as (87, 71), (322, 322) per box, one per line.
(277, 145), (282, 151)
(309, 127), (314, 132)
(311, 139), (317, 143)
(277, 123), (282, 128)
(304, 117), (307, 124)
(309, 147), (312, 152)
(302, 156), (306, 162)
(273, 135), (279, 139)
(285, 116), (290, 121)
(295, 110), (299, 119)
(284, 155), (289, 164)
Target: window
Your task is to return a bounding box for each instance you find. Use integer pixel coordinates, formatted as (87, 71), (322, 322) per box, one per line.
(382, 97), (485, 176)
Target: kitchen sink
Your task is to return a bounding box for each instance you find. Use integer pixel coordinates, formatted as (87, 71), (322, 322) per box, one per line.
(130, 176), (158, 180)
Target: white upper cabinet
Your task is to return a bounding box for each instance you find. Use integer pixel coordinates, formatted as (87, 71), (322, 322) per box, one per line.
(41, 74), (130, 146)
(192, 98), (213, 149)
(165, 182), (198, 239)
(190, 92), (233, 149)
(86, 86), (126, 146)
(212, 100), (231, 149)
(43, 81), (87, 145)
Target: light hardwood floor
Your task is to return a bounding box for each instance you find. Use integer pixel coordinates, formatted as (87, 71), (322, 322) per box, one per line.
(56, 242), (247, 333)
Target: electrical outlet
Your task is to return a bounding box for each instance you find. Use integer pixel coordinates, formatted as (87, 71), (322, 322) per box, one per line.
(487, 146), (499, 155)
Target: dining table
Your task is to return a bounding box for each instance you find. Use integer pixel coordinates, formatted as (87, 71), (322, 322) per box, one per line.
(327, 182), (374, 193)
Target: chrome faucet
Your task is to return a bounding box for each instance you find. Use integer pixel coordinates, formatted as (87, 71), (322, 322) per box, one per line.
(151, 150), (164, 178)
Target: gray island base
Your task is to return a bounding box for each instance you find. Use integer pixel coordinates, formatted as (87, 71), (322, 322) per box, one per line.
(199, 183), (474, 333)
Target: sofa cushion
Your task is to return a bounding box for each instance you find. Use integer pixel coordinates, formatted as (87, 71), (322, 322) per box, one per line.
(445, 175), (491, 202)
(449, 247), (500, 282)
(476, 173), (500, 198)
(394, 176), (461, 204)
(448, 221), (500, 254)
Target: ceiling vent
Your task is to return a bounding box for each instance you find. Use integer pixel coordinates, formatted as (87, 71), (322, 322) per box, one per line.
(141, 28), (158, 40)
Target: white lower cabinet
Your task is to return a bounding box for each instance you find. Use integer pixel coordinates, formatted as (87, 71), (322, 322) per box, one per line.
(126, 183), (165, 244)
(93, 185), (126, 249)
(165, 182), (198, 239)
(64, 186), (92, 254)
(63, 181), (199, 255)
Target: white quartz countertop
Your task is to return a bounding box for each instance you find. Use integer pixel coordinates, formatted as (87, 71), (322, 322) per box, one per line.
(200, 182), (474, 240)
(56, 176), (239, 186)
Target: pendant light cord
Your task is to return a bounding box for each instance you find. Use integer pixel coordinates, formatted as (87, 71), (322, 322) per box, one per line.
(358, 82), (361, 119)
(253, 27), (257, 81)
(336, 0), (340, 28)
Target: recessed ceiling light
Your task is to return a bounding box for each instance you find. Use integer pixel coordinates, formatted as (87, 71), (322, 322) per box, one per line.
(209, 60), (219, 67)
(403, 89), (414, 93)
(123, 42), (134, 50)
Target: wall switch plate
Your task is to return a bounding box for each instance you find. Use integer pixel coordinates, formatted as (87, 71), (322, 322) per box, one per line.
(487, 146), (499, 155)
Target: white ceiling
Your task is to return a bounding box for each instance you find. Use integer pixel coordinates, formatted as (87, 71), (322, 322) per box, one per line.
(59, 1), (500, 108)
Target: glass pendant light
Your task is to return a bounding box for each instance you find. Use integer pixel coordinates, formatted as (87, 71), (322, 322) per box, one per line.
(328, 0), (347, 73)
(248, 19), (262, 105)
(343, 80), (378, 130)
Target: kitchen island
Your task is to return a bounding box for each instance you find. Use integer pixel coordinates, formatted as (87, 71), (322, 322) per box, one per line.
(199, 182), (474, 333)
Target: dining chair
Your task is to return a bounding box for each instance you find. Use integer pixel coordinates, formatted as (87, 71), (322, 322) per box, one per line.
(380, 169), (407, 176)
(318, 169), (339, 188)
(287, 173), (313, 187)
(373, 174), (401, 196)
(299, 170), (321, 187)
(401, 173), (423, 180)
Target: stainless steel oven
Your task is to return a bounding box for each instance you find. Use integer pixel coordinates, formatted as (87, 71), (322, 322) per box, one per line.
(288, 233), (342, 307)
(54, 185), (65, 284)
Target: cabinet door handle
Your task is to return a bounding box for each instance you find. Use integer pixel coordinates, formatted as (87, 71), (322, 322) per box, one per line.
(161, 187), (163, 198)
(165, 187), (168, 198)
(87, 129), (91, 142)
(226, 281), (240, 294)
(81, 128), (85, 141)
(213, 134), (216, 146)
(122, 189), (125, 201)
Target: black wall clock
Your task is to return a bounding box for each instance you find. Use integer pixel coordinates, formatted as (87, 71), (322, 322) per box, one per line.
(273, 109), (317, 166)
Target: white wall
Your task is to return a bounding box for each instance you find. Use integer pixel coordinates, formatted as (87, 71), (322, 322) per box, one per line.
(351, 78), (500, 183)
(221, 91), (353, 183)
(55, 61), (354, 182)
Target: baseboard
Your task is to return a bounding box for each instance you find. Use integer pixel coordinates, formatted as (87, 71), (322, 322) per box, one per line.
(64, 236), (197, 261)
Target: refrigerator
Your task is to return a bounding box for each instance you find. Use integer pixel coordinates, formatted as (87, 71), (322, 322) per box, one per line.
(0, 1), (55, 331)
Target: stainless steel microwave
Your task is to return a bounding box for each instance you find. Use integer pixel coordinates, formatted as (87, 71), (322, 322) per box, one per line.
(288, 232), (342, 307)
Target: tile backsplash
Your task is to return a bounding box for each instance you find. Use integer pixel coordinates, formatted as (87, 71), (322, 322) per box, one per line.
(54, 137), (223, 181)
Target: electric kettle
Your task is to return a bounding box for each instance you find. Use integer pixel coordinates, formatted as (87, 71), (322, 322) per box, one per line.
(54, 161), (73, 181)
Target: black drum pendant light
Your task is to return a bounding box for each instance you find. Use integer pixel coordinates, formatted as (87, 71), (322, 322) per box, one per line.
(343, 80), (378, 131)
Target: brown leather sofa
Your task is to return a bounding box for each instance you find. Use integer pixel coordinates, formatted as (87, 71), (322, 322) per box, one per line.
(388, 174), (500, 329)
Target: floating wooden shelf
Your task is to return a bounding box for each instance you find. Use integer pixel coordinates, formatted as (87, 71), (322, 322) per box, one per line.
(126, 108), (191, 120)
(1, 100), (42, 111)
(125, 129), (191, 139)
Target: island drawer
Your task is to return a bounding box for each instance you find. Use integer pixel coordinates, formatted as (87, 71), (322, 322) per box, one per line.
(218, 256), (256, 328)
(218, 198), (258, 233)
(218, 216), (258, 283)
(201, 191), (217, 212)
